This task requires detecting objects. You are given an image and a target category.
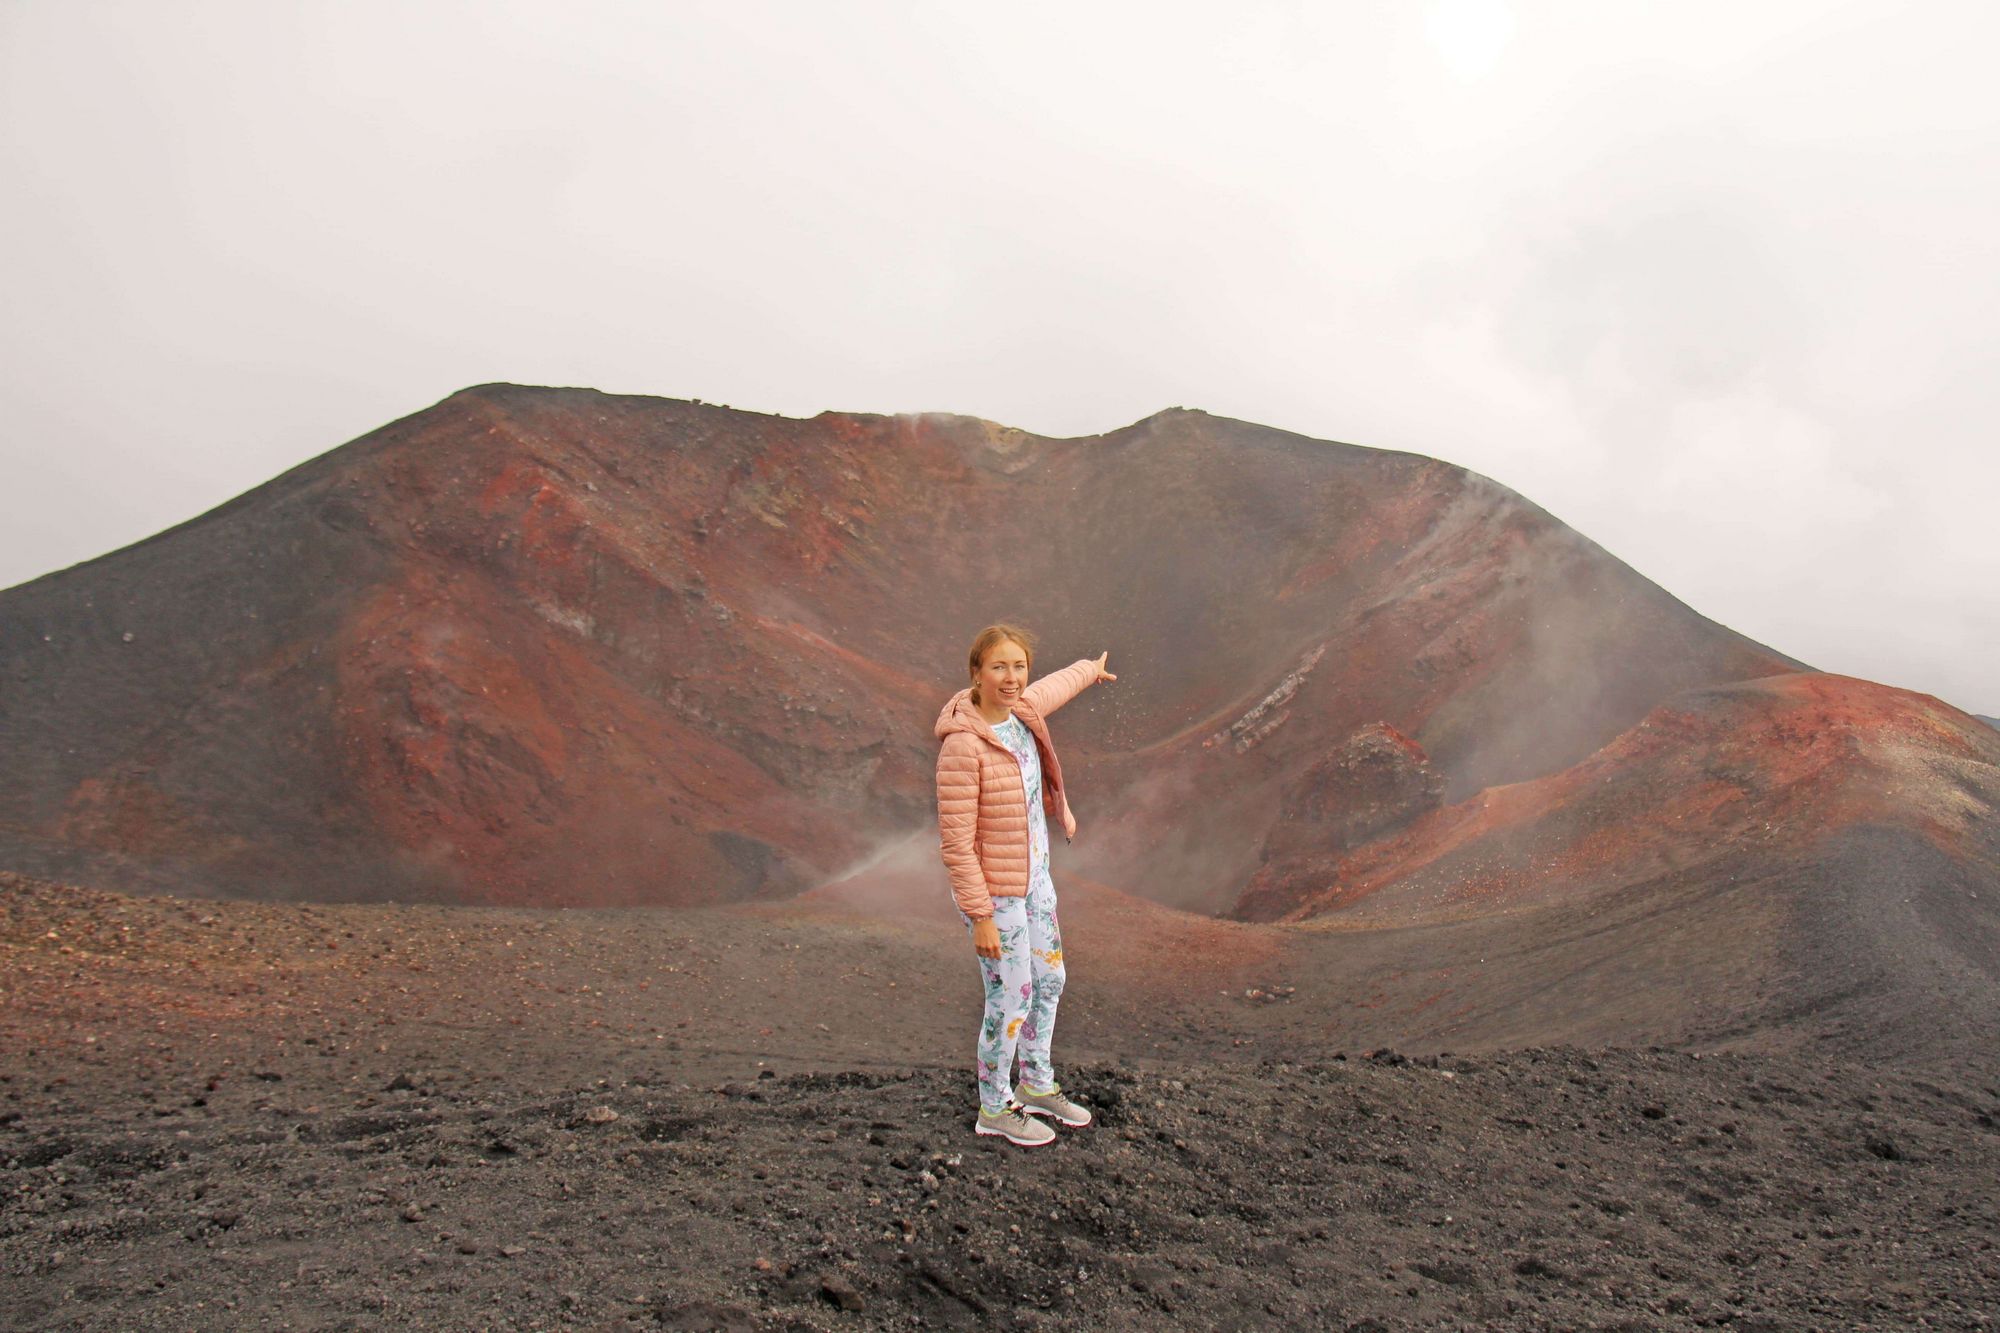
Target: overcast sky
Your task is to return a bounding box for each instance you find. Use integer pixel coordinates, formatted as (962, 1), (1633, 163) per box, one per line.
(3, 1), (1996, 715)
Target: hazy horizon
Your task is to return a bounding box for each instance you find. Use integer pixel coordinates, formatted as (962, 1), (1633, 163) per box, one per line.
(4, 2), (1997, 716)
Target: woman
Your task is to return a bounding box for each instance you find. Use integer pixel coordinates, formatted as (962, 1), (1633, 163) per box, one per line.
(934, 623), (1116, 1146)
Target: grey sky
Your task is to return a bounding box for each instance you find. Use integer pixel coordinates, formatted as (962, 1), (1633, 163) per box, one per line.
(4, 1), (1996, 715)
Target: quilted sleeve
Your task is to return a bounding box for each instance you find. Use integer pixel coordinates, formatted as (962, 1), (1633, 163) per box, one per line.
(936, 733), (992, 919)
(1021, 657), (1099, 719)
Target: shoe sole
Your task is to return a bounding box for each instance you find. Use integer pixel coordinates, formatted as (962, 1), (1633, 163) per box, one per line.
(974, 1122), (1055, 1146)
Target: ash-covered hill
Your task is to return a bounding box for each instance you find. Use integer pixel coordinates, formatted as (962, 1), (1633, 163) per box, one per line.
(2, 384), (1993, 935)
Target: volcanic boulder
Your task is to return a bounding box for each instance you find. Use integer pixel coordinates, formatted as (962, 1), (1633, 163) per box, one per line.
(1236, 723), (1447, 922)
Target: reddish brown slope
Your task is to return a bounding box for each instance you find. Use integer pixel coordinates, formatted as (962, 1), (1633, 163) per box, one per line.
(0, 383), (1824, 911)
(1236, 671), (2000, 926)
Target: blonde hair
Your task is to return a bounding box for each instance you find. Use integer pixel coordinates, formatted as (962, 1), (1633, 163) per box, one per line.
(966, 623), (1037, 706)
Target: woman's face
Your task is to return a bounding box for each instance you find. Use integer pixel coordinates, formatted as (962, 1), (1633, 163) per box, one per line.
(975, 639), (1030, 707)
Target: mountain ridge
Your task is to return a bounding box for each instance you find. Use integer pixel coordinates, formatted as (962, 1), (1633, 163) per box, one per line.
(0, 384), (1987, 943)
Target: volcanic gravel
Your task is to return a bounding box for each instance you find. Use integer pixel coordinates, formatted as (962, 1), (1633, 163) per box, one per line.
(4, 875), (1999, 1331)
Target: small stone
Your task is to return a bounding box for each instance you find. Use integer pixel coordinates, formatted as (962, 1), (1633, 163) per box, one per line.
(585, 1105), (619, 1124)
(819, 1274), (864, 1311)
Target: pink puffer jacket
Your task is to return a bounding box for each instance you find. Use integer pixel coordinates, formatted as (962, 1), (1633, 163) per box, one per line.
(934, 657), (1100, 920)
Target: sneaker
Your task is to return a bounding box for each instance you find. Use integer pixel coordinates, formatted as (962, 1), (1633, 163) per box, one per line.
(1017, 1082), (1092, 1127)
(974, 1101), (1055, 1146)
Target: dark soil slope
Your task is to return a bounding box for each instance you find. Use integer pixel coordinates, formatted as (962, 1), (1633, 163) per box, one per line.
(4, 875), (1996, 1332)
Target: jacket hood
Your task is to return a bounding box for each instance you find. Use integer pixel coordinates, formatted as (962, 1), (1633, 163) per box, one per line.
(935, 688), (987, 741)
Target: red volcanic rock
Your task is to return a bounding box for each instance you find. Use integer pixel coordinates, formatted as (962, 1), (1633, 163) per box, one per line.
(1245, 670), (2000, 926)
(1237, 722), (1447, 922)
(0, 381), (1908, 916)
(1273, 721), (1448, 855)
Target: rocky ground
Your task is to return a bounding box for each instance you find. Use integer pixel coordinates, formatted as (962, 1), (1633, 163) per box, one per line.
(4, 873), (1999, 1330)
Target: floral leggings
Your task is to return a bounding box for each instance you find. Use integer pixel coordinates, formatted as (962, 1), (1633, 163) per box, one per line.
(959, 878), (1066, 1114)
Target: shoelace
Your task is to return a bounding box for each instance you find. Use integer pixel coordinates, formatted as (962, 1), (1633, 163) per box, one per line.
(983, 1087), (1066, 1118)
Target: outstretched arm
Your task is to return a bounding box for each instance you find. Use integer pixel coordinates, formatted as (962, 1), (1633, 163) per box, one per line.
(1022, 652), (1116, 718)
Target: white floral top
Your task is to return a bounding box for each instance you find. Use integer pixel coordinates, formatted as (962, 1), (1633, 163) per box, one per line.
(990, 712), (1051, 880)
